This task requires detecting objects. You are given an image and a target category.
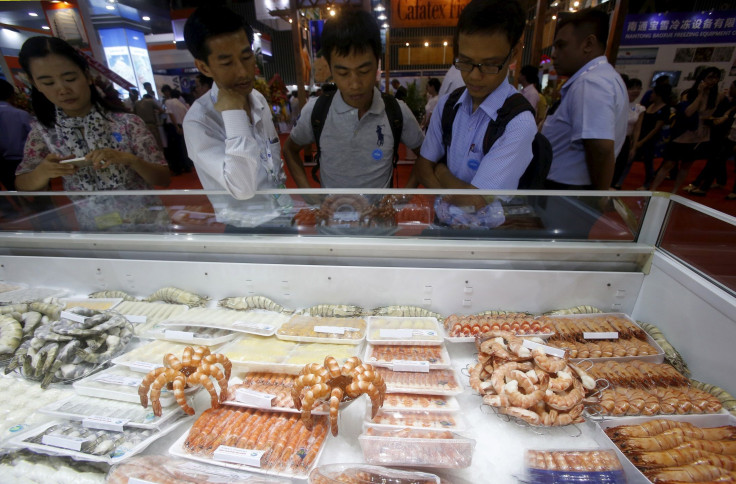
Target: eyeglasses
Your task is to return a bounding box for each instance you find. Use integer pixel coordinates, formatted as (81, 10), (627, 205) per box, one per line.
(454, 49), (512, 75)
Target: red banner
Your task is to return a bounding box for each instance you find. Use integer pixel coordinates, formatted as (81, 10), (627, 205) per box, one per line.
(78, 50), (136, 91)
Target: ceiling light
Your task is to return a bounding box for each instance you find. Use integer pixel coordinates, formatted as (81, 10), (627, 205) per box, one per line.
(573, 1), (579, 6)
(424, 41), (429, 47)
(142, 16), (150, 21)
(329, 10), (336, 16)
(375, 2), (386, 12)
(552, 15), (557, 19)
(405, 42), (409, 46)
(381, 22), (389, 28)
(42, 25), (50, 30)
(377, 13), (387, 20)
(443, 41), (448, 46)
(288, 18), (293, 23)
(569, 6), (574, 10)
(29, 12), (39, 17)
(106, 5), (115, 10)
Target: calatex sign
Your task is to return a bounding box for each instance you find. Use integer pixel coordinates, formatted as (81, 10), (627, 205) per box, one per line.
(391, 0), (471, 28)
(620, 11), (736, 45)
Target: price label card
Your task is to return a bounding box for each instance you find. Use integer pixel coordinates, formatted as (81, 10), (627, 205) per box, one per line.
(232, 321), (275, 333)
(313, 325), (361, 335)
(413, 329), (438, 337)
(60, 311), (88, 324)
(83, 416), (130, 432)
(583, 332), (619, 340)
(42, 434), (89, 451)
(213, 446), (265, 467)
(379, 328), (413, 339)
(164, 330), (195, 341)
(234, 388), (275, 408)
(93, 374), (142, 387)
(522, 339), (566, 358)
(392, 360), (430, 373)
(126, 315), (147, 324)
(128, 361), (162, 373)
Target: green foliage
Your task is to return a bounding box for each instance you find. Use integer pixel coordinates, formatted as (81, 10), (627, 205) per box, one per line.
(404, 80), (426, 122)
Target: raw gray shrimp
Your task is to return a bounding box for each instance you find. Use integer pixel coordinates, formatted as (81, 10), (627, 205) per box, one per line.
(218, 295), (293, 314)
(372, 305), (444, 321)
(5, 338), (31, 373)
(82, 313), (128, 335)
(21, 311), (43, 335)
(55, 360), (95, 380)
(28, 301), (63, 320)
(0, 314), (22, 355)
(84, 334), (107, 351)
(304, 304), (364, 317)
(146, 287), (208, 307)
(32, 341), (59, 379)
(89, 290), (138, 301)
(32, 325), (74, 342)
(0, 304), (28, 314)
(41, 339), (81, 387)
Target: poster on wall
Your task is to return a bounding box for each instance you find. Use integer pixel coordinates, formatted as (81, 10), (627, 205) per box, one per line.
(103, 46), (136, 87)
(674, 48), (695, 63)
(44, 4), (89, 48)
(620, 11), (736, 46)
(616, 47), (658, 65)
(713, 46), (735, 62)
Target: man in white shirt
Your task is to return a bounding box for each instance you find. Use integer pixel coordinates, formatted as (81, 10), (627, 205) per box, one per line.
(519, 65), (540, 114)
(183, 5), (288, 228)
(437, 65), (465, 99)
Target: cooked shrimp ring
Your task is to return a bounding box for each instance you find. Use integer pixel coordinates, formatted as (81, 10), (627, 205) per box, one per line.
(532, 348), (568, 373)
(503, 371), (546, 409)
(490, 361), (534, 395)
(545, 377), (584, 411)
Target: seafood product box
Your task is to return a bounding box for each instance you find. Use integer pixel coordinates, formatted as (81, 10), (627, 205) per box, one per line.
(61, 298), (122, 311)
(113, 300), (188, 335)
(159, 308), (289, 336)
(364, 407), (467, 432)
(443, 313), (554, 343)
(73, 365), (196, 406)
(366, 316), (443, 346)
(521, 449), (625, 484)
(364, 343), (451, 370)
(358, 427), (475, 468)
(593, 414), (736, 484)
(39, 394), (183, 430)
(10, 416), (191, 464)
(375, 367), (463, 396)
(381, 393), (461, 413)
(111, 339), (223, 373)
(276, 315), (366, 344)
(144, 324), (238, 346)
(309, 463), (440, 484)
(223, 372), (330, 415)
(0, 286), (66, 304)
(108, 455), (290, 483)
(169, 407), (330, 479)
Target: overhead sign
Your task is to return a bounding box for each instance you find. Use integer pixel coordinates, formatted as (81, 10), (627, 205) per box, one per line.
(391, 0), (471, 28)
(620, 11), (736, 45)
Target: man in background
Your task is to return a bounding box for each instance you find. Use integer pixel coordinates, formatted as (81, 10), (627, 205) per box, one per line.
(0, 79), (31, 190)
(193, 73), (213, 100)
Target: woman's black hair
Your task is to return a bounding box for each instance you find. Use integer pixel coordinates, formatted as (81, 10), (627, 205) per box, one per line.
(653, 83), (673, 106)
(625, 77), (643, 89)
(685, 66), (720, 109)
(19, 36), (126, 128)
(321, 9), (381, 65)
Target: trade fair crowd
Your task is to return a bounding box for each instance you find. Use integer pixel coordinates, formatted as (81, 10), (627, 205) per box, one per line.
(2, 0), (736, 223)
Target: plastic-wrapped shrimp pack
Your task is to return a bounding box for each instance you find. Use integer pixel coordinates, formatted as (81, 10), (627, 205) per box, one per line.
(309, 463), (440, 484)
(0, 449), (106, 484)
(169, 406), (331, 479)
(358, 427), (475, 468)
(521, 449), (625, 483)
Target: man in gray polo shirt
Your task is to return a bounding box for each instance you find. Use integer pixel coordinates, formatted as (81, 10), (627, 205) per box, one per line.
(284, 10), (424, 188)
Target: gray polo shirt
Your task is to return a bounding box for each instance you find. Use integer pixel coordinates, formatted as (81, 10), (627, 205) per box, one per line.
(290, 87), (424, 188)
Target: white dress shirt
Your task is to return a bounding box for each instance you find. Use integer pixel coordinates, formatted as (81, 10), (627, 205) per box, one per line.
(438, 65), (466, 98)
(520, 84), (540, 114)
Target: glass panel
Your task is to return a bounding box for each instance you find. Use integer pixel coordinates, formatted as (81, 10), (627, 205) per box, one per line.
(0, 190), (649, 242)
(658, 200), (736, 295)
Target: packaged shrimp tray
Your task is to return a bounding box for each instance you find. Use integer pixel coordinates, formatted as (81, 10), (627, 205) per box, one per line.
(61, 297), (123, 311)
(73, 365), (198, 406)
(113, 300), (189, 335)
(222, 372), (330, 415)
(521, 449), (625, 484)
(0, 286), (66, 304)
(363, 343), (451, 369)
(309, 463), (440, 484)
(593, 414), (736, 484)
(366, 316), (443, 346)
(358, 426), (475, 468)
(159, 308), (289, 337)
(169, 406), (331, 479)
(110, 339), (224, 373)
(39, 393), (184, 430)
(9, 415), (192, 464)
(364, 407), (467, 432)
(276, 315), (366, 344)
(443, 312), (554, 343)
(375, 367), (463, 396)
(143, 324), (239, 346)
(381, 393), (461, 413)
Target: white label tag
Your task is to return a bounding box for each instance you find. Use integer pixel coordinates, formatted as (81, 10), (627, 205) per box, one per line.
(213, 446), (265, 467)
(164, 330), (195, 341)
(61, 311), (88, 324)
(232, 321), (275, 333)
(314, 325), (348, 335)
(128, 361), (162, 373)
(83, 416), (129, 432)
(128, 479), (158, 484)
(380, 328), (413, 339)
(93, 374), (142, 387)
(413, 329), (438, 336)
(392, 360), (430, 372)
(41, 434), (88, 451)
(234, 388), (275, 408)
(126, 315), (147, 324)
(583, 332), (619, 340)
(522, 339), (567, 358)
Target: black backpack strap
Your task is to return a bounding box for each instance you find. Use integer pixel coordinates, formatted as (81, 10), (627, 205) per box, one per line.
(441, 87), (466, 153)
(381, 93), (404, 169)
(482, 93), (534, 154)
(310, 91), (335, 184)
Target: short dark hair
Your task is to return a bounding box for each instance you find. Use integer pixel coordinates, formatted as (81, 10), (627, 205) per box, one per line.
(161, 84), (172, 93)
(558, 8), (610, 49)
(184, 5), (254, 62)
(427, 77), (441, 92)
(143, 81), (152, 88)
(455, 0), (525, 52)
(520, 65), (539, 86)
(654, 75), (669, 86)
(171, 89), (182, 99)
(0, 79), (14, 101)
(197, 73), (213, 88)
(653, 83), (672, 105)
(321, 9), (381, 65)
(626, 77), (642, 89)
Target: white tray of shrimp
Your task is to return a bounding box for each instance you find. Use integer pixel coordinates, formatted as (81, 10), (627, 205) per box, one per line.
(112, 301), (189, 335)
(38, 393), (184, 430)
(143, 324), (239, 346)
(61, 298), (123, 312)
(222, 373), (330, 415)
(366, 316), (443, 346)
(381, 393), (461, 413)
(374, 367), (463, 396)
(364, 343), (451, 369)
(157, 308), (289, 337)
(364, 407), (468, 432)
(110, 340), (225, 373)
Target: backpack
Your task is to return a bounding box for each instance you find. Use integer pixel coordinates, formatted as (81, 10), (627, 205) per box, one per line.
(310, 91), (403, 186)
(440, 87), (552, 189)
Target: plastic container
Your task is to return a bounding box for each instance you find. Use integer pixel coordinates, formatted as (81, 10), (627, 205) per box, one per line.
(381, 393), (460, 412)
(523, 449), (625, 484)
(367, 316), (443, 346)
(375, 367), (463, 395)
(276, 315), (366, 344)
(364, 343), (451, 369)
(38, 394), (183, 429)
(364, 407), (467, 431)
(223, 373), (329, 415)
(10, 416), (191, 464)
(113, 300), (188, 335)
(108, 455), (290, 484)
(309, 463), (440, 484)
(61, 298), (122, 311)
(443, 313), (553, 343)
(111, 340), (223, 373)
(159, 308), (289, 336)
(73, 365), (192, 406)
(0, 286), (66, 304)
(144, 324), (238, 346)
(359, 427), (475, 468)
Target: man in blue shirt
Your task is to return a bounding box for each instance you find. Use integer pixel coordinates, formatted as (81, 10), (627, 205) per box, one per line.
(541, 9), (627, 189)
(415, 0), (537, 207)
(0, 79), (32, 190)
